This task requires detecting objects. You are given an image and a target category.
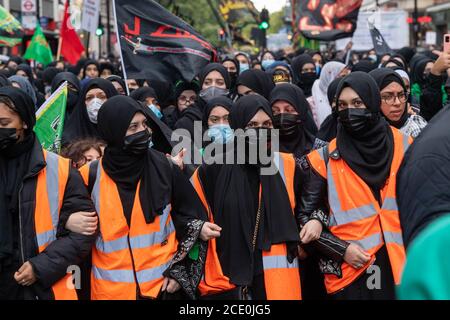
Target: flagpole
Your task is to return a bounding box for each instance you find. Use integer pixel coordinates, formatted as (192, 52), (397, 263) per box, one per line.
(56, 36), (62, 61)
(112, 0), (130, 95)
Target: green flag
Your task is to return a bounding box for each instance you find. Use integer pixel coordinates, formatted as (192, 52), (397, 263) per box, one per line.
(0, 5), (23, 47)
(35, 81), (67, 152)
(23, 24), (53, 66)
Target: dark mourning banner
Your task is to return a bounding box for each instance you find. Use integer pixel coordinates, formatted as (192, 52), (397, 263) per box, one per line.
(114, 0), (217, 83)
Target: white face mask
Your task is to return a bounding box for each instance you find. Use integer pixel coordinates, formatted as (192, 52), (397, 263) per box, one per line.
(87, 98), (104, 124)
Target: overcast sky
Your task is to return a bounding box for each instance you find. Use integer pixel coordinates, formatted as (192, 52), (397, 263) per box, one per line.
(252, 0), (286, 13)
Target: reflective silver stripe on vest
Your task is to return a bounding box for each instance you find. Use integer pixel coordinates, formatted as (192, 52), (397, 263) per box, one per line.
(349, 233), (382, 251)
(403, 133), (410, 152)
(95, 235), (129, 254)
(92, 161), (102, 213)
(381, 197), (398, 211)
(263, 255), (299, 271)
(273, 152), (286, 184)
(136, 260), (172, 283)
(92, 266), (135, 283)
(327, 164), (377, 227)
(36, 152), (60, 248)
(383, 231), (404, 246)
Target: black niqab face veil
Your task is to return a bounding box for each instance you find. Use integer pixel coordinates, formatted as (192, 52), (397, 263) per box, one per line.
(198, 94), (299, 286)
(336, 71), (394, 196)
(98, 95), (172, 224)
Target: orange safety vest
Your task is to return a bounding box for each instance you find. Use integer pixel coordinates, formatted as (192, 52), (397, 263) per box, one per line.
(190, 152), (302, 300)
(80, 161), (178, 300)
(307, 127), (412, 294)
(34, 150), (78, 300)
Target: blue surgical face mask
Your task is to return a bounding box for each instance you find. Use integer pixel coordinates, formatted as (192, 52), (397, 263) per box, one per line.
(239, 63), (249, 74)
(315, 64), (322, 75)
(207, 124), (234, 144)
(262, 59), (275, 70)
(148, 104), (163, 119)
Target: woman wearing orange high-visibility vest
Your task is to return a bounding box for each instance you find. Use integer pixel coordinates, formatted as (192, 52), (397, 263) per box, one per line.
(191, 95), (302, 300)
(0, 87), (96, 300)
(297, 72), (412, 300)
(79, 96), (218, 300)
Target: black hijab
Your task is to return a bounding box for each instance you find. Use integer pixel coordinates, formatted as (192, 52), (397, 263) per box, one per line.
(62, 78), (118, 145)
(16, 64), (35, 86)
(236, 69), (275, 100)
(82, 60), (100, 79)
(316, 77), (342, 142)
(369, 68), (409, 129)
(221, 57), (240, 92)
(0, 87), (36, 265)
(269, 83), (316, 157)
(410, 54), (433, 86)
(397, 107), (450, 247)
(51, 72), (81, 116)
(291, 53), (316, 96)
(198, 95), (299, 285)
(42, 67), (62, 86)
(336, 72), (394, 197)
(106, 75), (127, 95)
(130, 87), (157, 103)
(98, 95), (172, 224)
(202, 96), (233, 127)
(351, 59), (377, 73)
(397, 47), (415, 65)
(0, 74), (11, 87)
(145, 79), (173, 108)
(199, 63), (231, 89)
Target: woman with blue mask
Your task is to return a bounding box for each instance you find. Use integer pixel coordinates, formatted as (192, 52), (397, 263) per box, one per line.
(203, 96), (234, 146)
(260, 51), (276, 71)
(130, 87), (164, 121)
(235, 52), (251, 74)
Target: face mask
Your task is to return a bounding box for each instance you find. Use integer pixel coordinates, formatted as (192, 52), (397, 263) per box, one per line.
(199, 86), (229, 102)
(299, 72), (317, 87)
(368, 55), (377, 63)
(0, 128), (18, 150)
(262, 60), (275, 70)
(123, 129), (152, 155)
(273, 113), (301, 137)
(87, 98), (104, 124)
(45, 85), (52, 96)
(229, 72), (238, 87)
(239, 63), (249, 74)
(338, 108), (378, 135)
(67, 92), (78, 109)
(207, 124), (234, 144)
(315, 64), (322, 75)
(148, 104), (163, 120)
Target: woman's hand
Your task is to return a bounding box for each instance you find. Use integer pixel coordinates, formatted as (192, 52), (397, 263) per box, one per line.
(167, 148), (186, 170)
(14, 262), (36, 286)
(66, 211), (98, 235)
(200, 222), (222, 241)
(299, 220), (323, 244)
(162, 277), (181, 293)
(343, 243), (371, 269)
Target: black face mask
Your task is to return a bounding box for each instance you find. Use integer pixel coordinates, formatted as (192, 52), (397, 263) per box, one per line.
(123, 129), (152, 155)
(229, 72), (238, 85)
(338, 108), (378, 136)
(0, 128), (18, 150)
(298, 72), (317, 87)
(273, 113), (301, 137)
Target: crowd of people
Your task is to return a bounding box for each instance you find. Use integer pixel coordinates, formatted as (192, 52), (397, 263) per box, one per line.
(1, 42), (450, 300)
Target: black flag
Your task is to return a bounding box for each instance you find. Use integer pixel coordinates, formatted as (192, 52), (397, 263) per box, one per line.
(293, 0), (363, 41)
(113, 0), (217, 84)
(370, 25), (394, 56)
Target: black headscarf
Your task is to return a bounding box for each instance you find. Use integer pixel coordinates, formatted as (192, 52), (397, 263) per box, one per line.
(98, 95), (172, 224)
(397, 47), (415, 65)
(0, 87), (36, 265)
(198, 95), (299, 285)
(221, 57), (240, 92)
(202, 96), (233, 127)
(369, 68), (409, 129)
(51, 72), (81, 116)
(336, 72), (394, 198)
(269, 84), (316, 157)
(291, 53), (316, 96)
(82, 60), (100, 79)
(42, 67), (62, 86)
(410, 54), (433, 86)
(0, 74), (11, 87)
(397, 107), (450, 247)
(145, 79), (174, 108)
(130, 87), (157, 103)
(106, 75), (127, 95)
(351, 59), (377, 73)
(236, 69), (275, 100)
(199, 63), (231, 89)
(62, 78), (118, 145)
(316, 77), (342, 142)
(16, 64), (35, 86)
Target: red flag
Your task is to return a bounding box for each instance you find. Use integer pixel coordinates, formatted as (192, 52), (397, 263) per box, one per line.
(59, 0), (85, 65)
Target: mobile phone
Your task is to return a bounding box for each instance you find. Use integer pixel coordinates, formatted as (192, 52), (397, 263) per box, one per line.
(444, 34), (450, 53)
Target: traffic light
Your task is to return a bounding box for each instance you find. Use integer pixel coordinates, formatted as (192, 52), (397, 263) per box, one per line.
(259, 8), (269, 30)
(96, 23), (104, 37)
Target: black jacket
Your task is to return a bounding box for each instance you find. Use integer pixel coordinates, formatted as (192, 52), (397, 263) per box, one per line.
(14, 140), (96, 300)
(420, 73), (445, 121)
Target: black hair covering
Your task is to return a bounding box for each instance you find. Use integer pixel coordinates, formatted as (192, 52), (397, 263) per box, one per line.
(0, 74), (11, 87)
(202, 96), (233, 127)
(51, 71), (82, 116)
(97, 95), (172, 224)
(82, 60), (100, 79)
(269, 83), (316, 156)
(291, 53), (315, 81)
(221, 57), (240, 75)
(99, 62), (115, 75)
(316, 77), (343, 143)
(106, 75), (127, 94)
(198, 63), (231, 89)
(397, 107), (450, 247)
(42, 67), (62, 86)
(369, 68), (409, 128)
(62, 78), (118, 145)
(0, 87), (38, 265)
(145, 79), (173, 108)
(411, 55), (434, 86)
(397, 47), (415, 64)
(16, 64), (34, 84)
(335, 71), (394, 197)
(198, 94), (300, 286)
(236, 69), (275, 100)
(130, 87), (157, 102)
(351, 59), (377, 73)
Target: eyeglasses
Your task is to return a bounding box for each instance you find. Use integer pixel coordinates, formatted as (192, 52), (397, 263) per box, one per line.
(178, 95), (196, 104)
(381, 92), (408, 105)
